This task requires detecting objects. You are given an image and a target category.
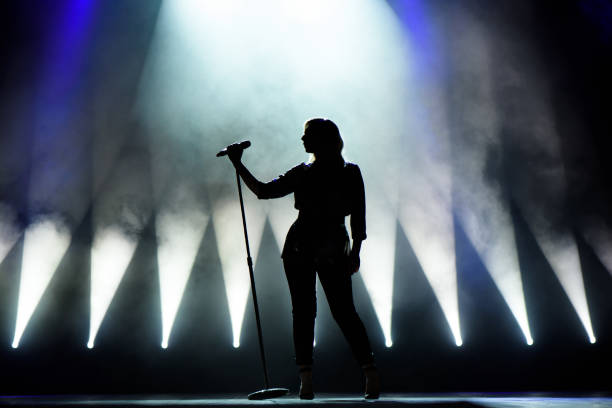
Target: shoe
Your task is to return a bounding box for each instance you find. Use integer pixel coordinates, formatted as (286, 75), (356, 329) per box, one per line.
(298, 365), (314, 400)
(362, 363), (380, 400)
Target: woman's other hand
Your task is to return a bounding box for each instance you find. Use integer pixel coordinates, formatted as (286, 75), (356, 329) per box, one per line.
(348, 239), (362, 275)
(348, 251), (360, 275)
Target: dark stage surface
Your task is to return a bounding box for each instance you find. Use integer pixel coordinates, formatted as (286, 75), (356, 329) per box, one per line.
(1, 394), (611, 408)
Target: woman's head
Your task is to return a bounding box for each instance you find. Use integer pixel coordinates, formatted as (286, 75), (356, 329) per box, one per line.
(301, 118), (344, 160)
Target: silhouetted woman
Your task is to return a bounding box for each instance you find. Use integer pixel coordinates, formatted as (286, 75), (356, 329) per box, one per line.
(226, 118), (379, 399)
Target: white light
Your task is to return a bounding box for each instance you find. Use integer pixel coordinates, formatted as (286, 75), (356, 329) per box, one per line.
(393, 0), (461, 348)
(11, 341), (18, 349)
(398, 177), (463, 348)
(161, 340), (168, 349)
(589, 335), (596, 344)
(456, 205), (533, 346)
(13, 218), (71, 348)
(527, 337), (534, 346)
(156, 208), (208, 351)
(455, 339), (463, 347)
(265, 199), (296, 252)
(385, 339), (393, 348)
(448, 14), (534, 348)
(359, 191), (396, 350)
(87, 341), (94, 349)
(138, 0), (413, 349)
(88, 227), (138, 349)
(212, 195), (265, 348)
(536, 234), (596, 349)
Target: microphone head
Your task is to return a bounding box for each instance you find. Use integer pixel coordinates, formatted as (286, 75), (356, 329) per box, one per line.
(216, 140), (251, 157)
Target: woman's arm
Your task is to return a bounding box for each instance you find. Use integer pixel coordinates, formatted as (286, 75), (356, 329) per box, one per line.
(227, 145), (297, 199)
(228, 150), (266, 197)
(349, 239), (362, 275)
(348, 164), (367, 274)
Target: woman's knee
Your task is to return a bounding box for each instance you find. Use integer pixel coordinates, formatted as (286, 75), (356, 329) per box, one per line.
(329, 303), (359, 324)
(292, 302), (317, 320)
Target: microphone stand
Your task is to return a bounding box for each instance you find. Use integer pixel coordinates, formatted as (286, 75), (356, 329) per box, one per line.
(233, 168), (289, 400)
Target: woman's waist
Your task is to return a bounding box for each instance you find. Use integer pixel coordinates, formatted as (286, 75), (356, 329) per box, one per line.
(295, 212), (346, 228)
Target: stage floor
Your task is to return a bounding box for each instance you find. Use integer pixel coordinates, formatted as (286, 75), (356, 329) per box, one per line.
(0, 394), (611, 408)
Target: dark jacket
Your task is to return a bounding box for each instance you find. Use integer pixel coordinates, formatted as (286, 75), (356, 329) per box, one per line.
(257, 160), (366, 260)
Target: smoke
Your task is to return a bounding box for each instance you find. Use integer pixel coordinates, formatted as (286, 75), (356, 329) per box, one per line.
(0, 203), (20, 264)
(135, 0), (410, 189)
(442, 1), (579, 251)
(440, 1), (597, 342)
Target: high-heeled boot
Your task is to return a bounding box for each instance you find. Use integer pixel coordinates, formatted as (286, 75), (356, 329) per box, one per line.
(362, 363), (380, 399)
(298, 365), (314, 400)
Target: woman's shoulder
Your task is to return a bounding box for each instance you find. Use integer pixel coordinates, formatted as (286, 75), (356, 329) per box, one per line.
(283, 162), (309, 177)
(344, 161), (362, 174)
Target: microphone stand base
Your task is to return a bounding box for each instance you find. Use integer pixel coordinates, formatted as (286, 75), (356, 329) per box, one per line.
(247, 388), (290, 400)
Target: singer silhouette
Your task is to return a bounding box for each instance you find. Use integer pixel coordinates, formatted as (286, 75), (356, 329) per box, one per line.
(225, 118), (379, 400)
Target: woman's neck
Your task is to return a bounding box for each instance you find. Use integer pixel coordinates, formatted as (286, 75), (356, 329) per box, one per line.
(313, 153), (344, 164)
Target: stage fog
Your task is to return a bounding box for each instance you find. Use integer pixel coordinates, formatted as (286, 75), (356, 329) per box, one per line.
(0, 0), (610, 394)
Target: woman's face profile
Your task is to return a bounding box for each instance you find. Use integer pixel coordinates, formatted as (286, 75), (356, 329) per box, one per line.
(301, 125), (318, 154)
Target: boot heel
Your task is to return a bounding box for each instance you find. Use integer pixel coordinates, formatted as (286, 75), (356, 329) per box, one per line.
(298, 365), (314, 400)
(362, 363), (380, 400)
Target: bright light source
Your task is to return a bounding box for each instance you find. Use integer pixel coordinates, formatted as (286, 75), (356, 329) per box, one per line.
(536, 233), (596, 347)
(458, 212), (534, 346)
(87, 341), (94, 349)
(445, 13), (534, 349)
(359, 191), (396, 350)
(161, 340), (168, 349)
(88, 226), (138, 349)
(156, 208), (208, 350)
(212, 195), (265, 348)
(265, 199), (296, 252)
(13, 218), (71, 348)
(527, 336), (534, 346)
(589, 335), (596, 344)
(398, 172), (463, 348)
(138, 0), (412, 350)
(393, 0), (462, 349)
(385, 339), (393, 348)
(455, 338), (463, 347)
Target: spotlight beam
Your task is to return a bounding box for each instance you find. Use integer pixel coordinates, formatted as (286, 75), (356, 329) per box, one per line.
(157, 209), (208, 349)
(213, 193), (266, 348)
(13, 219), (71, 348)
(88, 227), (139, 349)
(359, 190), (396, 348)
(536, 232), (596, 344)
(445, 11), (533, 345)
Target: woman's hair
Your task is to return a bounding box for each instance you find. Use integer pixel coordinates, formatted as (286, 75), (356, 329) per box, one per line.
(304, 118), (344, 159)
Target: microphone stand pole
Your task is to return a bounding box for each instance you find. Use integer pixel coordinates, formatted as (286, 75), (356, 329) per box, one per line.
(234, 168), (289, 400)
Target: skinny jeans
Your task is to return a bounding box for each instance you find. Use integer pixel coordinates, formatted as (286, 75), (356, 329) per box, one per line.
(282, 222), (374, 366)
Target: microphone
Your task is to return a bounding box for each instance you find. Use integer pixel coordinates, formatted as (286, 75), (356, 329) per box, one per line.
(216, 140), (251, 157)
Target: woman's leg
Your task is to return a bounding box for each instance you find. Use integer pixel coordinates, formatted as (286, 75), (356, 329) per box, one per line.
(283, 255), (317, 398)
(282, 256), (317, 367)
(318, 260), (379, 398)
(317, 260), (374, 366)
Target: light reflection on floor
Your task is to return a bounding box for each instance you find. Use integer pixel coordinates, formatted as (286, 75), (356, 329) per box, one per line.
(0, 394), (610, 407)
